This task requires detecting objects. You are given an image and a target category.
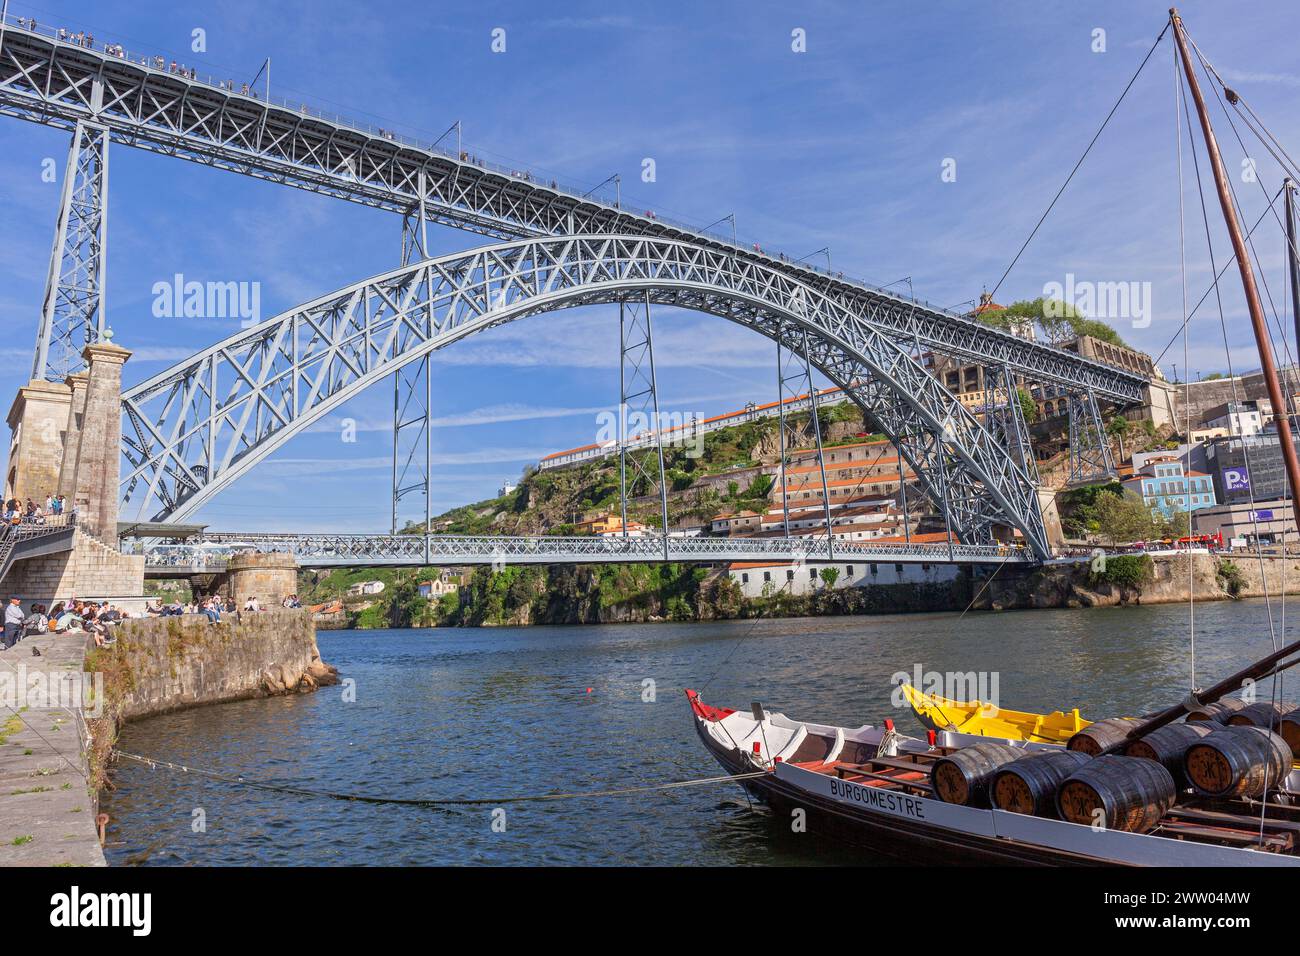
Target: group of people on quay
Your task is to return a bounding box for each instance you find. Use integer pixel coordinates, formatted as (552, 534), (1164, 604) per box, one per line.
(2, 596), (130, 650)
(3, 493), (71, 525)
(144, 592), (303, 621)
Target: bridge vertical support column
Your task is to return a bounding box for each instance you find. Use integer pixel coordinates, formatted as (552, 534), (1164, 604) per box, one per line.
(1066, 388), (1116, 485)
(618, 292), (670, 560)
(775, 323), (834, 559)
(34, 119), (109, 383)
(391, 171), (432, 536)
(990, 364), (1039, 484)
(897, 430), (910, 543)
(67, 341), (130, 539)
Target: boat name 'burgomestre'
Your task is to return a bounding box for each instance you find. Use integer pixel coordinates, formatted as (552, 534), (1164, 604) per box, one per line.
(828, 778), (926, 819)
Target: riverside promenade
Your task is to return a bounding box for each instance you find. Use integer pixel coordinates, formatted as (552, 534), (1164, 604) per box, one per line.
(0, 632), (106, 866)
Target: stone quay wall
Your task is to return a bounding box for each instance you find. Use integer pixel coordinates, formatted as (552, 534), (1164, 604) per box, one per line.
(97, 608), (337, 724)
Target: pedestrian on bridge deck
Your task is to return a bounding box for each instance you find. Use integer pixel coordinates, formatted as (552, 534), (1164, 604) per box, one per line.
(3, 597), (24, 648)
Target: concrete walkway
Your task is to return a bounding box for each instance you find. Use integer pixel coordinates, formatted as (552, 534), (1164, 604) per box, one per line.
(0, 631), (106, 866)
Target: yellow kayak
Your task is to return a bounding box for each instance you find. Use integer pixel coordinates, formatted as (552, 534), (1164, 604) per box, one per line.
(900, 683), (1090, 744)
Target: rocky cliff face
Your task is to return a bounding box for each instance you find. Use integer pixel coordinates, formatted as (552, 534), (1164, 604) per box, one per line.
(975, 553), (1235, 610)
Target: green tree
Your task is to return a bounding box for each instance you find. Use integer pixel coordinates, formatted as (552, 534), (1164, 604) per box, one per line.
(1160, 505), (1190, 540)
(387, 574), (425, 628)
(974, 297), (1126, 347)
(819, 567), (840, 589)
(745, 474), (774, 499)
(1015, 387), (1039, 424)
(1106, 416), (1130, 461)
(1093, 490), (1158, 546)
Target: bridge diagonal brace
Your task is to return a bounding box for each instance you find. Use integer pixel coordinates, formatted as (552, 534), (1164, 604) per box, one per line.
(391, 171), (433, 537)
(618, 291), (670, 557)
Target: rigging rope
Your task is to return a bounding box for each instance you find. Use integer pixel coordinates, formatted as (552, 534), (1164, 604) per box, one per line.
(989, 22), (1170, 300)
(111, 749), (765, 807)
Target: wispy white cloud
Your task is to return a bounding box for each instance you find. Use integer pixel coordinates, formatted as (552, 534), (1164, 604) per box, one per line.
(1221, 69), (1300, 89)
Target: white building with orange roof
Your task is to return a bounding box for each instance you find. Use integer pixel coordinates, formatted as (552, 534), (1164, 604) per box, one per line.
(727, 532), (960, 597)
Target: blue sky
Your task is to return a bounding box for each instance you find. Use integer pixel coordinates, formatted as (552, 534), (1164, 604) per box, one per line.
(2, 0), (1298, 532)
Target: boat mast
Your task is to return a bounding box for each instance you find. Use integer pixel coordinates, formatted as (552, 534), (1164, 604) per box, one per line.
(1287, 178), (1300, 388)
(1170, 7), (1300, 503)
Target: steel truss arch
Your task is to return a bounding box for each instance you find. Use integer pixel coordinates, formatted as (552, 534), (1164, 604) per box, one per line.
(120, 235), (1051, 557)
(0, 25), (1147, 403)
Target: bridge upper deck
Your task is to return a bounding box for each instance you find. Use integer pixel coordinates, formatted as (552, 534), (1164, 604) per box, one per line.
(0, 16), (1149, 402)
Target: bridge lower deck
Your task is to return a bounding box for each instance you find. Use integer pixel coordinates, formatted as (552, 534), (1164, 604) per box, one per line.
(140, 533), (1031, 574)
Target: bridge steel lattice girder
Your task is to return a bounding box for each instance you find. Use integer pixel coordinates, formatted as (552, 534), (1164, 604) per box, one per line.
(0, 26), (1147, 402)
(34, 118), (109, 381)
(120, 235), (1053, 558)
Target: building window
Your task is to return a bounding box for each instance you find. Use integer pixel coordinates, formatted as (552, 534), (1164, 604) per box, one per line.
(763, 571), (771, 583)
(786, 570), (795, 581)
(846, 565), (854, 576)
(741, 573), (749, 584)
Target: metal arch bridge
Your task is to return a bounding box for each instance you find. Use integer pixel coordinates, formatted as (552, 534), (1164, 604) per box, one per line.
(0, 19), (1149, 567)
(123, 235), (1058, 555)
(0, 22), (1148, 401)
(141, 534), (1029, 575)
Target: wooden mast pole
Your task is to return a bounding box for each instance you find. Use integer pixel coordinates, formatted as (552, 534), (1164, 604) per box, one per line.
(1170, 7), (1300, 505)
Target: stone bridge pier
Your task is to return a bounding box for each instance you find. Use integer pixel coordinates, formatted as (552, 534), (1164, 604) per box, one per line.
(2, 342), (145, 608)
(194, 551), (300, 609)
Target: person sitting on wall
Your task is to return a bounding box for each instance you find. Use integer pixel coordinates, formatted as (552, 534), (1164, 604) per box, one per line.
(200, 597), (221, 624)
(3, 597), (25, 648)
(53, 605), (83, 633)
(83, 608), (114, 647)
(244, 595), (260, 612)
(22, 604), (48, 638)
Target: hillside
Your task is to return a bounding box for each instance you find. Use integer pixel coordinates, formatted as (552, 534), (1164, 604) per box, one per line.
(415, 402), (873, 536)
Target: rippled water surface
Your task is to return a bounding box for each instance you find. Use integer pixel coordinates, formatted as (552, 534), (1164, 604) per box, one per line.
(101, 600), (1298, 865)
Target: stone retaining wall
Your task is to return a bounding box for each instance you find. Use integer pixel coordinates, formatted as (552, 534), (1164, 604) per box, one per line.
(100, 608), (336, 722)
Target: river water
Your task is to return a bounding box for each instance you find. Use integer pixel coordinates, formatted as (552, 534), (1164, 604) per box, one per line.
(101, 599), (1300, 865)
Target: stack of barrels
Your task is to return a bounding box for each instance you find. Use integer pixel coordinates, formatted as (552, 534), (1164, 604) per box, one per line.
(1184, 700), (1295, 799)
(929, 699), (1296, 834)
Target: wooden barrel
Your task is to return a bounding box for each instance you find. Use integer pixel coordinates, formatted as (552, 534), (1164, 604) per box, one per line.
(931, 743), (1025, 807)
(1184, 726), (1293, 798)
(1226, 701), (1295, 730)
(1066, 717), (1142, 756)
(991, 750), (1091, 817)
(1280, 711), (1300, 757)
(1186, 698), (1247, 724)
(1122, 723), (1214, 787)
(1055, 755), (1176, 833)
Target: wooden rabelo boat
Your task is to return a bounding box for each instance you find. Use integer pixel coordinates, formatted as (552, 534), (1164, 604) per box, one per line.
(687, 689), (1300, 866)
